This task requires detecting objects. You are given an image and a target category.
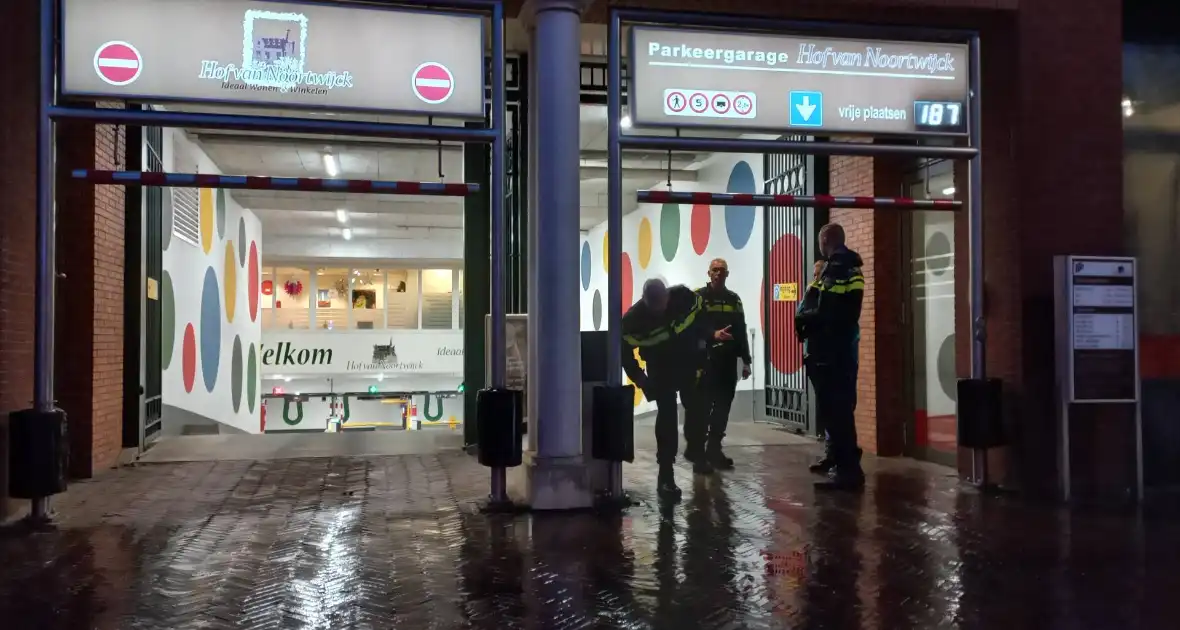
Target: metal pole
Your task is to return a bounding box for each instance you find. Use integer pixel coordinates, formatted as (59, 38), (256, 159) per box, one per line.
(48, 106), (497, 143)
(967, 34), (987, 485)
(606, 10), (625, 500)
(31, 0), (56, 522)
(488, 1), (508, 503)
(607, 11), (623, 387)
(619, 135), (978, 159)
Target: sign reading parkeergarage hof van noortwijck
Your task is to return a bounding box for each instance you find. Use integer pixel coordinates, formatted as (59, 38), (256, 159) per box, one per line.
(60, 0), (485, 117)
(630, 27), (970, 135)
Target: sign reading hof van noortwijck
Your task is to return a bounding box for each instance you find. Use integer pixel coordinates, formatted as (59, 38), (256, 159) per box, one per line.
(61, 0), (485, 117)
(630, 27), (970, 135)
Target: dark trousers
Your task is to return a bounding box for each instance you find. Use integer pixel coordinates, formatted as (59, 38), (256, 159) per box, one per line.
(694, 352), (738, 451)
(650, 373), (704, 465)
(807, 359), (861, 474)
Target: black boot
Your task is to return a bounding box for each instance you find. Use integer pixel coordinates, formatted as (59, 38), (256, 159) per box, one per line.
(814, 449), (865, 491)
(657, 465), (682, 501)
(808, 457), (835, 475)
(707, 444), (734, 471)
(692, 459), (715, 475)
(684, 444), (704, 464)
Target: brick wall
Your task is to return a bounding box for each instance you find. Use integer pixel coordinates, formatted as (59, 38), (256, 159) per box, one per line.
(0, 0), (38, 520)
(55, 111), (127, 479)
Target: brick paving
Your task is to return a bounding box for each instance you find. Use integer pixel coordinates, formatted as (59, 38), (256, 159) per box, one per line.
(2, 445), (1179, 629)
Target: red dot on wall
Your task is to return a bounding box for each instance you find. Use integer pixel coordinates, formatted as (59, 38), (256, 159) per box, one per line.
(620, 252), (634, 315)
(182, 323), (197, 393)
(690, 204), (711, 255)
(767, 234), (804, 375)
(248, 242), (260, 322)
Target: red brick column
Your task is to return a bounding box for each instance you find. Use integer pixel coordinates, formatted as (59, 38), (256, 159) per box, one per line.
(55, 110), (127, 479)
(0, 0), (39, 519)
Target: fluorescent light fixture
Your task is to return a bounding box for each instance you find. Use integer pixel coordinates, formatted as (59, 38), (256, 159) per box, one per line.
(323, 152), (339, 177)
(284, 376), (292, 382)
(620, 115), (632, 129)
(336, 209), (348, 223)
(342, 227), (353, 240)
(942, 186), (956, 195)
(377, 373), (384, 381)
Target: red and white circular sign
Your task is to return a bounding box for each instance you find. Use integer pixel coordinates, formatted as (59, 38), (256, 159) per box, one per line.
(711, 93), (732, 115)
(412, 62), (455, 105)
(734, 94), (753, 116)
(689, 92), (708, 113)
(93, 41), (142, 87)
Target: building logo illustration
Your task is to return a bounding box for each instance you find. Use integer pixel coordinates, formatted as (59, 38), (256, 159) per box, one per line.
(198, 10), (354, 94)
(371, 340), (397, 364)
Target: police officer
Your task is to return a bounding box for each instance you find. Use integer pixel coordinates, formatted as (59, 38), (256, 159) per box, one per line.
(623, 279), (732, 500)
(691, 258), (751, 471)
(794, 224), (866, 491)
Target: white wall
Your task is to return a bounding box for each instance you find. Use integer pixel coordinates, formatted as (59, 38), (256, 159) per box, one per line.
(580, 153), (765, 414)
(160, 129), (264, 433)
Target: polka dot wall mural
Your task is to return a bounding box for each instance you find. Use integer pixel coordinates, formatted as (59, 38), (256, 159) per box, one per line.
(199, 188), (215, 254)
(690, 204), (710, 255)
(236, 217), (248, 266)
(231, 336), (243, 413)
(200, 266), (222, 393)
(659, 203), (680, 262)
(637, 218), (653, 269)
(248, 241), (260, 322)
(182, 323), (197, 394)
(766, 233), (804, 375)
(601, 231), (610, 272)
(592, 289), (603, 330)
(620, 252), (634, 314)
(724, 161), (757, 250)
(224, 241), (238, 323)
(580, 241), (592, 290)
(247, 343), (258, 413)
(215, 189), (228, 239)
(161, 271), (175, 370)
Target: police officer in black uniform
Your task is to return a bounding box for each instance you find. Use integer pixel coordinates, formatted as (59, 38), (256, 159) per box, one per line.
(622, 279), (732, 500)
(691, 258), (751, 471)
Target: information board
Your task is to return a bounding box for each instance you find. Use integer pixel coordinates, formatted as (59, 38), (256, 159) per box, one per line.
(630, 26), (969, 135)
(1063, 257), (1139, 403)
(60, 0), (486, 117)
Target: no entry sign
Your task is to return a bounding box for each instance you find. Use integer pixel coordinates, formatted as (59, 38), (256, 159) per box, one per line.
(412, 62), (455, 105)
(93, 41), (142, 86)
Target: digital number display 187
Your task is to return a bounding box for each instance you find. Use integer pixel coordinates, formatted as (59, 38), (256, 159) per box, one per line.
(913, 100), (966, 133)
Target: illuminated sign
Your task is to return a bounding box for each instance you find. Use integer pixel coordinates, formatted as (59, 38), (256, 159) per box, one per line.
(60, 0), (485, 117)
(630, 27), (969, 136)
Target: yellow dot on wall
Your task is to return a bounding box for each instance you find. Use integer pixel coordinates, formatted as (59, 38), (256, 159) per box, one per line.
(637, 218), (653, 269)
(602, 231), (609, 273)
(199, 188), (215, 254)
(223, 241), (237, 323)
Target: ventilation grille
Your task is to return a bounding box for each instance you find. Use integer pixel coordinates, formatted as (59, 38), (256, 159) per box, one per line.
(170, 188), (200, 247)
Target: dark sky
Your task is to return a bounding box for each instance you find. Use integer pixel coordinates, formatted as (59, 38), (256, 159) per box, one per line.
(1125, 0), (1179, 42)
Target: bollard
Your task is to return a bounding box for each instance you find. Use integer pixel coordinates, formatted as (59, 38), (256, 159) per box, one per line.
(957, 378), (1005, 489)
(476, 388), (523, 505)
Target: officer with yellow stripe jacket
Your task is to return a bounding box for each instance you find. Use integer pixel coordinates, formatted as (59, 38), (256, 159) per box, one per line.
(794, 224), (867, 490)
(692, 258), (751, 471)
(623, 279), (731, 500)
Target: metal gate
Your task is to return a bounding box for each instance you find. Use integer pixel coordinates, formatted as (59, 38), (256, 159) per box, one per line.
(142, 125), (164, 445)
(762, 137), (816, 433)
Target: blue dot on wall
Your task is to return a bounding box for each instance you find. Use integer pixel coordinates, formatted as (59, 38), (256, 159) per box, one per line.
(580, 241), (592, 290)
(724, 160), (758, 250)
(200, 266), (222, 393)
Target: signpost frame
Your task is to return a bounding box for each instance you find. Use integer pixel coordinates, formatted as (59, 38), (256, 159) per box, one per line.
(607, 9), (985, 498)
(27, 0), (510, 521)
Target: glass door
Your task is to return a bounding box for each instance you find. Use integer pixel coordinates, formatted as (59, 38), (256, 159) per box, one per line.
(902, 160), (958, 467)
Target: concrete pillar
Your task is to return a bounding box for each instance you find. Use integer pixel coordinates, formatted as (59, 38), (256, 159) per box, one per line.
(517, 0), (590, 509)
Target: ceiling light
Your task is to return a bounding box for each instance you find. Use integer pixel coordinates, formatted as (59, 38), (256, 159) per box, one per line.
(342, 227), (353, 240)
(942, 186), (956, 196)
(336, 209), (348, 223)
(323, 153), (339, 177)
(620, 115), (632, 129)
(377, 373), (384, 381)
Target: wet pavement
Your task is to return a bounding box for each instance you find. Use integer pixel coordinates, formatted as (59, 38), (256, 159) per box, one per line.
(2, 444), (1178, 629)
